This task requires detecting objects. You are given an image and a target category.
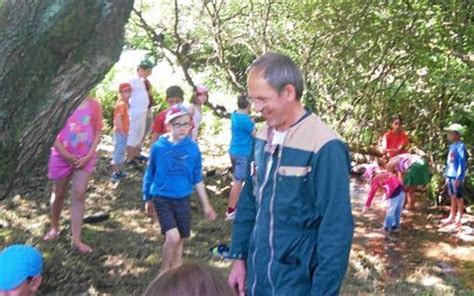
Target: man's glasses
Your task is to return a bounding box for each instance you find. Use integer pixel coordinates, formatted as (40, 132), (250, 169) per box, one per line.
(172, 122), (190, 128)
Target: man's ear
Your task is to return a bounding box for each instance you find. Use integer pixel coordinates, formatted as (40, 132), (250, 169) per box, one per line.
(283, 84), (297, 103)
(29, 276), (42, 292)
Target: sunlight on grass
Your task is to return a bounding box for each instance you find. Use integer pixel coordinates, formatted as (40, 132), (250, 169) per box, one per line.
(208, 259), (232, 270)
(406, 266), (456, 293)
(0, 228), (14, 243)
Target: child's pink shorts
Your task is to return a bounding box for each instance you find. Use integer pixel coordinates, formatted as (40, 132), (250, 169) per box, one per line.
(48, 154), (97, 180)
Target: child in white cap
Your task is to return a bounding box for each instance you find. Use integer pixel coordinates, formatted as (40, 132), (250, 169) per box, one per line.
(442, 123), (469, 227)
(143, 104), (217, 277)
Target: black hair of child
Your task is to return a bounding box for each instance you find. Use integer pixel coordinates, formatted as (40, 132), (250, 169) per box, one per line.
(237, 94), (250, 109)
(166, 86), (184, 100)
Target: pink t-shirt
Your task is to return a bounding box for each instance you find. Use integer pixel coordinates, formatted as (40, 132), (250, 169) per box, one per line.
(51, 98), (103, 158)
(395, 154), (420, 173)
(48, 99), (103, 180)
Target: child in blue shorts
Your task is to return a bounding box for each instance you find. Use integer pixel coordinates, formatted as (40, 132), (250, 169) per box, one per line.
(442, 123), (468, 227)
(143, 104), (217, 276)
(226, 94), (255, 220)
(111, 83), (132, 183)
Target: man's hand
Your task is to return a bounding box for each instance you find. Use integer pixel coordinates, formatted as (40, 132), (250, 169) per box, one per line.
(204, 205), (217, 221)
(228, 260), (246, 296)
(145, 201), (155, 217)
(454, 180), (461, 188)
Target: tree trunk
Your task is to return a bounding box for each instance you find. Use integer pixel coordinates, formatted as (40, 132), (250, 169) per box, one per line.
(0, 0), (134, 199)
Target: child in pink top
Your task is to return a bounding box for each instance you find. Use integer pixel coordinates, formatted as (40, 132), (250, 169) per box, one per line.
(44, 97), (103, 254)
(364, 167), (405, 232)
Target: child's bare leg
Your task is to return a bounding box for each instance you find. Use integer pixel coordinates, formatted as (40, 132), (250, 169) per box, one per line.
(455, 198), (464, 226)
(159, 228), (181, 276)
(126, 146), (136, 161)
(112, 163), (121, 173)
(406, 187), (416, 210)
(71, 170), (92, 253)
(228, 180), (243, 210)
(441, 196), (457, 225)
(44, 177), (71, 240)
(172, 239), (185, 270)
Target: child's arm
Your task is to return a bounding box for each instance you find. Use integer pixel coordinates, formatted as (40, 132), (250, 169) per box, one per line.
(455, 146), (467, 186)
(396, 135), (409, 153)
(150, 132), (160, 144)
(381, 134), (388, 153)
(76, 100), (103, 169)
(53, 139), (78, 165)
(195, 181), (217, 221)
(397, 171), (404, 184)
(76, 127), (102, 169)
(113, 111), (124, 133)
(363, 176), (381, 211)
(143, 147), (157, 216)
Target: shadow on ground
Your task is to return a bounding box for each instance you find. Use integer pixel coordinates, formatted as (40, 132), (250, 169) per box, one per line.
(1, 149), (473, 295)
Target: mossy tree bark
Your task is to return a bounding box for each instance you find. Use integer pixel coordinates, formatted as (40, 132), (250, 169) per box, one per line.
(0, 0), (134, 198)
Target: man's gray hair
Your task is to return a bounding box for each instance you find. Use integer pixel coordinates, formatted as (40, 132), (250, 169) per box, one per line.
(249, 53), (304, 100)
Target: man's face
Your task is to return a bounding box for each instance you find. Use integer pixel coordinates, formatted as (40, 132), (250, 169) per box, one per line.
(167, 97), (183, 107)
(169, 115), (192, 140)
(247, 69), (291, 130)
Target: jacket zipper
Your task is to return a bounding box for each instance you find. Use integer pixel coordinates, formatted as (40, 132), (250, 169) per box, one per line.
(267, 146), (283, 295)
(251, 152), (274, 295)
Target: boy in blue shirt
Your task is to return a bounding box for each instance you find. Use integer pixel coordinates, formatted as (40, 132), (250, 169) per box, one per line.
(442, 123), (468, 227)
(143, 104), (217, 276)
(226, 94), (255, 220)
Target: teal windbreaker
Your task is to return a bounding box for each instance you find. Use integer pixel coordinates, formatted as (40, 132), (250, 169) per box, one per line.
(229, 113), (354, 296)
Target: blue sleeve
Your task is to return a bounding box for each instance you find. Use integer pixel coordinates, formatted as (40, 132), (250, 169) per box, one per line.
(142, 145), (157, 201)
(244, 116), (255, 134)
(193, 148), (203, 184)
(229, 156), (256, 259)
(456, 145), (467, 181)
(311, 140), (354, 296)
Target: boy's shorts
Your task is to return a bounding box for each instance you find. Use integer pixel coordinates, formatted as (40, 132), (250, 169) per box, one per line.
(111, 132), (127, 165)
(230, 154), (249, 182)
(127, 111), (147, 147)
(447, 178), (464, 198)
(153, 196), (191, 238)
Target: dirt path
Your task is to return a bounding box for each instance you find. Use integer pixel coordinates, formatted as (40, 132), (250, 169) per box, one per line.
(345, 180), (474, 294)
(1, 148), (473, 295)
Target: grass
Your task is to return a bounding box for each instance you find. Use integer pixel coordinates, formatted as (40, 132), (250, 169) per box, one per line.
(1, 135), (473, 295)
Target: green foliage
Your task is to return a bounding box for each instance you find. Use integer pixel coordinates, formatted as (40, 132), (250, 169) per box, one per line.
(127, 0), (473, 203)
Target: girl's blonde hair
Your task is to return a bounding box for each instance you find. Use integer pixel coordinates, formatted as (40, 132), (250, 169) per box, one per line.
(144, 262), (236, 296)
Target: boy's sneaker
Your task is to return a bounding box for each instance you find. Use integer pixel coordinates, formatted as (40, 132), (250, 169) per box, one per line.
(210, 244), (229, 259)
(111, 171), (126, 183)
(127, 159), (141, 169)
(225, 210), (236, 221)
(111, 172), (120, 183)
(135, 155), (148, 163)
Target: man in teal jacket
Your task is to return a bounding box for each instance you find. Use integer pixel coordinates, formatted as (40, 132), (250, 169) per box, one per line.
(227, 53), (354, 296)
